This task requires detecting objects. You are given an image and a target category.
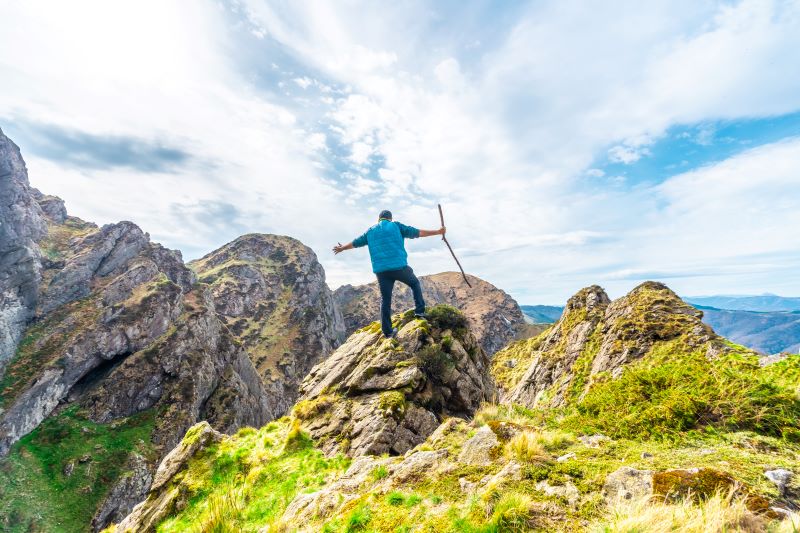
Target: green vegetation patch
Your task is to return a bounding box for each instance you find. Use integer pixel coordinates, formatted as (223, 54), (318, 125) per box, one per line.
(0, 406), (157, 533)
(565, 343), (800, 440)
(155, 418), (350, 533)
(427, 304), (469, 332)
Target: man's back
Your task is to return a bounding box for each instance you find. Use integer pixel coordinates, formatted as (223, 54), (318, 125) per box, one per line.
(353, 219), (419, 273)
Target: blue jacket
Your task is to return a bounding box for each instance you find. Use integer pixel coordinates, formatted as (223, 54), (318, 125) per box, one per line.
(352, 219), (420, 273)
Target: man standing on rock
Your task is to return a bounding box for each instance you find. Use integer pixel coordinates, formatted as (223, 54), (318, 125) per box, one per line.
(333, 210), (446, 338)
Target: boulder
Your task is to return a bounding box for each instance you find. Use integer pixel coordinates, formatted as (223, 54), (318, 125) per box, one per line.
(603, 467), (654, 502)
(458, 425), (501, 466)
(296, 306), (496, 457)
(764, 469), (793, 497)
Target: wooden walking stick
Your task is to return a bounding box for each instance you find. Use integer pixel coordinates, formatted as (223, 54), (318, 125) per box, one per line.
(438, 204), (472, 288)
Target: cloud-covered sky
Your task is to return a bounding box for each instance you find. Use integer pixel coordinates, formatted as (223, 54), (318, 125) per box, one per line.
(1, 0), (799, 304)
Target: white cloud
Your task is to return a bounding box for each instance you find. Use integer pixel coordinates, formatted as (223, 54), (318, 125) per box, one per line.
(293, 76), (313, 89)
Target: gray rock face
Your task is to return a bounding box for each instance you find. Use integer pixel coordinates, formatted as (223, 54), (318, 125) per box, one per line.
(92, 453), (154, 529)
(505, 285), (609, 407)
(190, 234), (345, 416)
(764, 469), (793, 497)
(603, 466), (654, 502)
(334, 271), (526, 355)
(296, 307), (496, 457)
(0, 239), (194, 456)
(0, 128), (46, 373)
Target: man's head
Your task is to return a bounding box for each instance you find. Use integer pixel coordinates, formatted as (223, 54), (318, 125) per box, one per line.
(378, 209), (392, 221)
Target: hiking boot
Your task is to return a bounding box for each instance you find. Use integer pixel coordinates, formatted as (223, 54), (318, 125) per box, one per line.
(383, 327), (398, 339)
(414, 313), (429, 321)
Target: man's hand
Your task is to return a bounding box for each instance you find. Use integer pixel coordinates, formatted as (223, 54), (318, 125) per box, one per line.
(439, 226), (446, 236)
(333, 242), (352, 255)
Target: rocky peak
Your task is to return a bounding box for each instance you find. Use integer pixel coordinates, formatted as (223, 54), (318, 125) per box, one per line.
(334, 271), (526, 355)
(189, 233), (345, 416)
(564, 284), (611, 315)
(0, 127), (47, 371)
(496, 281), (725, 409)
(294, 305), (496, 457)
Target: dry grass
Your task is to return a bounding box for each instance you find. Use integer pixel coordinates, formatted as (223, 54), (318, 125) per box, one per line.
(504, 431), (549, 464)
(594, 491), (799, 533)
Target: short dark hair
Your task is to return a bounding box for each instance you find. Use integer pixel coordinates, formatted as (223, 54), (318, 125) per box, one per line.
(378, 209), (392, 220)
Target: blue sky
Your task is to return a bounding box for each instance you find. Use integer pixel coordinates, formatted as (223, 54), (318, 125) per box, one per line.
(1, 0), (799, 304)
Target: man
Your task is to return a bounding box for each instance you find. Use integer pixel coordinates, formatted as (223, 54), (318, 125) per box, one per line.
(333, 210), (446, 338)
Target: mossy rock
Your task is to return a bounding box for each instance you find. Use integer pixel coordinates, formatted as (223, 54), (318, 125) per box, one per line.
(652, 467), (738, 501)
(293, 395), (335, 421)
(378, 391), (406, 420)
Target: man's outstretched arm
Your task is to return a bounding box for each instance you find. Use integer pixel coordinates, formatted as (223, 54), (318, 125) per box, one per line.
(418, 226), (446, 238)
(333, 242), (354, 254)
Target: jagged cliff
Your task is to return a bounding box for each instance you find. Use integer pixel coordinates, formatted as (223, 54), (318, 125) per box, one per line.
(0, 129), (344, 531)
(0, 127), (46, 373)
(334, 271), (526, 355)
(189, 234), (345, 415)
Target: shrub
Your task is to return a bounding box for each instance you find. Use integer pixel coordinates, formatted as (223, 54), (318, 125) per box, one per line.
(372, 465), (389, 481)
(490, 492), (535, 532)
(418, 345), (455, 378)
(345, 504), (371, 532)
(427, 304), (468, 331)
(387, 491), (405, 506)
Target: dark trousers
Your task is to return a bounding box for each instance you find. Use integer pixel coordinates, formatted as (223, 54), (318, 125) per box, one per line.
(376, 266), (426, 335)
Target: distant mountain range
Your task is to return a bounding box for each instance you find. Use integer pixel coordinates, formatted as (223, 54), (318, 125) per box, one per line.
(520, 304), (564, 323)
(522, 295), (800, 355)
(682, 294), (800, 312)
(692, 305), (800, 355)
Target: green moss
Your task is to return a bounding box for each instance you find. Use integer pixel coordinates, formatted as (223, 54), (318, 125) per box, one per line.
(283, 419), (313, 452)
(0, 406), (157, 533)
(378, 391), (407, 419)
(293, 394), (335, 420)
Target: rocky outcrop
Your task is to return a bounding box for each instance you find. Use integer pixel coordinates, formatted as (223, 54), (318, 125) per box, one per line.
(295, 305), (496, 456)
(190, 234), (345, 416)
(0, 127), (46, 373)
(334, 271), (525, 355)
(495, 282), (728, 409)
(115, 422), (225, 533)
